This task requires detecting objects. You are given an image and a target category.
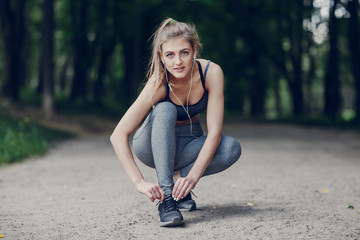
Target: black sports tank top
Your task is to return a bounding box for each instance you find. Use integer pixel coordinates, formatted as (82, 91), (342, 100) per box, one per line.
(163, 60), (211, 121)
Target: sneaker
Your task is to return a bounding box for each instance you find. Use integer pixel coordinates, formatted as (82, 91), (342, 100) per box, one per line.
(178, 192), (197, 212)
(158, 195), (184, 227)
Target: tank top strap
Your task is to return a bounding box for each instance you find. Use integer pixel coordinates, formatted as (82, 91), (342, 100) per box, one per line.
(196, 60), (206, 90)
(204, 60), (211, 79)
(163, 81), (170, 99)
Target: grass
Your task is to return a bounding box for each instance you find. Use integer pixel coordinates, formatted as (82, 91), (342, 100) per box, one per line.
(0, 114), (73, 164)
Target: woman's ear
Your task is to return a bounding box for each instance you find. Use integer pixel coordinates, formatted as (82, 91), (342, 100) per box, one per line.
(193, 46), (198, 60)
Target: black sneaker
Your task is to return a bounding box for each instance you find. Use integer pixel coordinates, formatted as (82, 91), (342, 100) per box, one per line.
(158, 195), (184, 227)
(178, 192), (197, 212)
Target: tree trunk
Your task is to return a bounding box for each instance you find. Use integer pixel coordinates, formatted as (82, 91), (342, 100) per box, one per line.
(93, 0), (119, 102)
(249, 53), (266, 117)
(37, 51), (44, 94)
(121, 3), (143, 104)
(304, 31), (316, 115)
(287, 1), (304, 116)
(273, 69), (282, 117)
(273, 0), (304, 117)
(303, 0), (316, 116)
(225, 1), (245, 114)
(0, 0), (26, 101)
(348, 0), (360, 124)
(41, 0), (55, 119)
(59, 60), (70, 92)
(70, 0), (89, 100)
(94, 46), (114, 102)
(324, 0), (341, 120)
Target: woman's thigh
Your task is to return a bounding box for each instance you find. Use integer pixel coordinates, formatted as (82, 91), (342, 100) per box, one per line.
(175, 135), (241, 176)
(132, 113), (155, 168)
(131, 102), (178, 168)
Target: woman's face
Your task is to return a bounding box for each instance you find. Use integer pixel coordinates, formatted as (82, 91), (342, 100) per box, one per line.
(161, 37), (196, 80)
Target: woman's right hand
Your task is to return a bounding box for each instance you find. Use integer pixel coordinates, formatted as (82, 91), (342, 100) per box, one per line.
(135, 179), (165, 202)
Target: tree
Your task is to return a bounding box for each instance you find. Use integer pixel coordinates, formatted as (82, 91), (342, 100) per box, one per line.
(41, 0), (55, 118)
(273, 0), (305, 117)
(0, 0), (26, 101)
(324, 0), (341, 120)
(120, 1), (144, 104)
(70, 0), (90, 100)
(347, 0), (360, 124)
(93, 0), (120, 102)
(233, 1), (267, 117)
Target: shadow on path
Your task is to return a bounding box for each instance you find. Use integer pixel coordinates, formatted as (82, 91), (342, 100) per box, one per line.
(184, 203), (285, 225)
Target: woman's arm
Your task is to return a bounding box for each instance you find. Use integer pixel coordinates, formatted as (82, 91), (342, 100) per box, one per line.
(173, 62), (224, 200)
(110, 81), (165, 202)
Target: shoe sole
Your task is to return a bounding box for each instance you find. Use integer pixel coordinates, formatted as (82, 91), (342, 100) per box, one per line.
(178, 200), (197, 212)
(159, 218), (185, 227)
(179, 207), (196, 212)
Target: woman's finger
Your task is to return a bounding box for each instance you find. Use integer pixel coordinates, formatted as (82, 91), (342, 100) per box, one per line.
(149, 188), (158, 200)
(173, 179), (179, 194)
(177, 181), (190, 200)
(157, 186), (165, 202)
(183, 185), (193, 199)
(147, 192), (155, 202)
(151, 187), (160, 199)
(173, 178), (185, 199)
(155, 186), (164, 200)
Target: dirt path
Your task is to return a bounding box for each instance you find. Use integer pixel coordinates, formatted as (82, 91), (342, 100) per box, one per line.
(1, 122), (360, 240)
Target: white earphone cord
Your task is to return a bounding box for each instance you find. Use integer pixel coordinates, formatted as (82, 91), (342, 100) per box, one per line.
(165, 60), (195, 136)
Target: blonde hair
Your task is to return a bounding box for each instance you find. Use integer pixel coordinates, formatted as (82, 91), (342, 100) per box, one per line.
(146, 18), (202, 97)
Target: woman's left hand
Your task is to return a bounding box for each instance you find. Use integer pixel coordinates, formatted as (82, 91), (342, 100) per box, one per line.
(172, 176), (198, 201)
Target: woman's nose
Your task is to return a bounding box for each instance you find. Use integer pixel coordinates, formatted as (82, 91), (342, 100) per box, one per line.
(175, 54), (182, 65)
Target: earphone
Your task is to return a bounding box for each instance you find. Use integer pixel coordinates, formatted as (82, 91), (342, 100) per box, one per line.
(162, 55), (196, 136)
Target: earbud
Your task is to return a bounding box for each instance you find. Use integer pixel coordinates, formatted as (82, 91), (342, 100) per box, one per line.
(163, 52), (195, 137)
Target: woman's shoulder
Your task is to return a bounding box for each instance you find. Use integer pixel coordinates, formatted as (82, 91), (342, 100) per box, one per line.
(196, 59), (223, 91)
(197, 59), (223, 77)
(143, 78), (167, 104)
(197, 59), (223, 85)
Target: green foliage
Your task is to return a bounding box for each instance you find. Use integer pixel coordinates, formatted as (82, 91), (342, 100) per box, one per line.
(55, 98), (127, 120)
(0, 114), (72, 164)
(0, 0), (359, 125)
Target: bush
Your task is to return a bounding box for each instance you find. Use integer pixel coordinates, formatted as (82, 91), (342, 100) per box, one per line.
(0, 115), (72, 164)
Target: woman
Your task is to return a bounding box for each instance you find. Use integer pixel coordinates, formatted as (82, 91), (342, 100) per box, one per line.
(110, 18), (241, 227)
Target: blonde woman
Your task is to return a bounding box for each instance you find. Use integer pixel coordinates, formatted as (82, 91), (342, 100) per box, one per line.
(110, 18), (241, 227)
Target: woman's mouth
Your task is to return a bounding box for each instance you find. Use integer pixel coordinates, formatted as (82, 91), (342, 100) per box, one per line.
(174, 67), (185, 72)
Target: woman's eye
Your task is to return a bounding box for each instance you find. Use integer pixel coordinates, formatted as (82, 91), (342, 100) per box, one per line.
(182, 51), (189, 55)
(166, 53), (173, 57)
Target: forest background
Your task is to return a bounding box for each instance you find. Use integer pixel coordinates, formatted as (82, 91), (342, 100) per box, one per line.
(0, 0), (360, 143)
(1, 0), (360, 122)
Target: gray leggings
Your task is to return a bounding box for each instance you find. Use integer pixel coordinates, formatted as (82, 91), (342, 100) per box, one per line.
(132, 102), (241, 196)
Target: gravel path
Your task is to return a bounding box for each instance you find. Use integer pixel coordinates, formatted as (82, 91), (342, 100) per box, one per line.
(1, 122), (360, 240)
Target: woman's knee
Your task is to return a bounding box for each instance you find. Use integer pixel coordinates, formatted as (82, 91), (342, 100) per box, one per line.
(202, 136), (241, 176)
(222, 136), (241, 165)
(132, 143), (155, 168)
(152, 102), (177, 121)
